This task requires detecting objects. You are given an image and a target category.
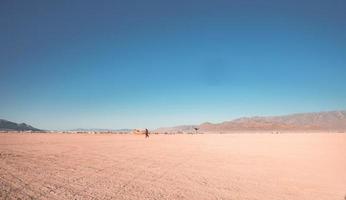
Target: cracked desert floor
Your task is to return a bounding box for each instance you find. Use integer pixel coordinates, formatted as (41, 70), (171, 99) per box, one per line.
(0, 133), (345, 200)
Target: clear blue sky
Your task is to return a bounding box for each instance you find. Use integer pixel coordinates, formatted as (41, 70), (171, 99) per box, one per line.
(1, 0), (345, 130)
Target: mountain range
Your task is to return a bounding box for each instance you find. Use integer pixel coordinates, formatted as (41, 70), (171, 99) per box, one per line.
(154, 110), (346, 133)
(2, 110), (346, 133)
(0, 119), (42, 131)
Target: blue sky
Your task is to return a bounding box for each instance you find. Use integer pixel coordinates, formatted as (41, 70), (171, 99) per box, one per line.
(1, 0), (345, 130)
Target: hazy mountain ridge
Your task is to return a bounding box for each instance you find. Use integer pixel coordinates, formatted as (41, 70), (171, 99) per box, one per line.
(0, 119), (42, 131)
(2, 110), (346, 133)
(154, 111), (346, 133)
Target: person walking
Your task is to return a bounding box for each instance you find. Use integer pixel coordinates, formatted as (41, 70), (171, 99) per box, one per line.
(145, 128), (149, 138)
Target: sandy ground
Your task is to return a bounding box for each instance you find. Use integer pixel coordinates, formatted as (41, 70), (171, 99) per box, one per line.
(0, 133), (345, 200)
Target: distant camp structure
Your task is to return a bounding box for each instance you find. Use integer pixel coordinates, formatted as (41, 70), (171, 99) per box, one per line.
(194, 127), (199, 134)
(132, 129), (147, 135)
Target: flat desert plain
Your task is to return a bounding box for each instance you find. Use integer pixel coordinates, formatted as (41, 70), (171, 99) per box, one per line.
(0, 133), (345, 200)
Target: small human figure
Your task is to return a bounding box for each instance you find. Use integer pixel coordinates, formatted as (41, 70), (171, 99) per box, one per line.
(145, 128), (149, 138)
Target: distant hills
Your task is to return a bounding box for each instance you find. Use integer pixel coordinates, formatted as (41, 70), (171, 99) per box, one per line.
(2, 110), (346, 133)
(0, 119), (42, 131)
(154, 111), (346, 133)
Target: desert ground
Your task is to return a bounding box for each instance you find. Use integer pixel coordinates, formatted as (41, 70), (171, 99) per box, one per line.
(0, 133), (345, 200)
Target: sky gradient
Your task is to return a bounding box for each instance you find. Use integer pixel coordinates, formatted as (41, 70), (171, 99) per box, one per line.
(1, 0), (345, 130)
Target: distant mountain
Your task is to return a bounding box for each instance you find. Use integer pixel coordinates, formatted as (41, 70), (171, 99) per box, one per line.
(0, 119), (42, 131)
(154, 111), (346, 133)
(201, 111), (346, 132)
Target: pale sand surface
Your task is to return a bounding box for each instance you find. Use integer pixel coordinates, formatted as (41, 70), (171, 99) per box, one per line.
(0, 133), (345, 200)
